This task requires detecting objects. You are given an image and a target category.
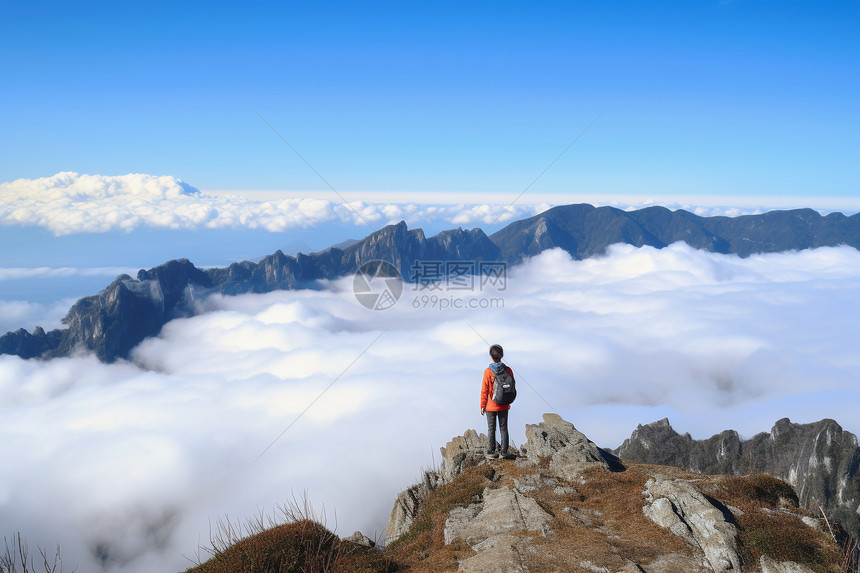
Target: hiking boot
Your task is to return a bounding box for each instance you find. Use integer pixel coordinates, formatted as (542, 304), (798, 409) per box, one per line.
(500, 452), (516, 460)
(486, 451), (499, 459)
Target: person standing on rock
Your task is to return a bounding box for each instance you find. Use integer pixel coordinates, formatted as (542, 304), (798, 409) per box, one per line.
(481, 344), (516, 459)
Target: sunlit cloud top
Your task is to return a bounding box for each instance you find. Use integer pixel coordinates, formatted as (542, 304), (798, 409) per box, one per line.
(4, 172), (858, 238)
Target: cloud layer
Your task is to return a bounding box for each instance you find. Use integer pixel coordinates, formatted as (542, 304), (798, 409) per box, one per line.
(4, 172), (851, 237)
(0, 172), (550, 235)
(1, 243), (858, 572)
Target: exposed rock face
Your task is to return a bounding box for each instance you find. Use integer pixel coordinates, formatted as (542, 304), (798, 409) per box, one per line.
(759, 555), (817, 573)
(443, 486), (552, 545)
(4, 204), (860, 363)
(642, 475), (741, 571)
(519, 413), (624, 480)
(342, 530), (375, 548)
(615, 417), (860, 539)
(385, 428), (517, 544)
(385, 469), (443, 544)
(387, 415), (841, 572)
(444, 486), (551, 573)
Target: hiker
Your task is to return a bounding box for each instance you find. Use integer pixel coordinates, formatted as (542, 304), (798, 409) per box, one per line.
(480, 344), (516, 459)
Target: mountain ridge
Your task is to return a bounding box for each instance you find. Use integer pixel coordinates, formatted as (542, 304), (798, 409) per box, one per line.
(2, 203), (859, 363)
(613, 417), (860, 541)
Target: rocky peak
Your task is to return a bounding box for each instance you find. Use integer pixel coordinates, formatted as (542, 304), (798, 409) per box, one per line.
(385, 415), (843, 572)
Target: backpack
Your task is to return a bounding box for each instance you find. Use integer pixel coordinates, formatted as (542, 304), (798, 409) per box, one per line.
(491, 364), (517, 405)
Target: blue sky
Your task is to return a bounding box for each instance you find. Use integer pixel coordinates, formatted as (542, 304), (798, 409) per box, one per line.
(2, 0), (858, 197)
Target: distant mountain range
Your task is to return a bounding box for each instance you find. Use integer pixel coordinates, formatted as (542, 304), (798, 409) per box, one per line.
(2, 203), (859, 362)
(614, 417), (860, 539)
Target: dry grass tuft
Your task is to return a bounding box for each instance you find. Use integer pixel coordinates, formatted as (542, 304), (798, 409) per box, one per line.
(525, 464), (694, 571)
(184, 519), (394, 573)
(715, 475), (840, 573)
(384, 464), (497, 572)
(183, 494), (395, 573)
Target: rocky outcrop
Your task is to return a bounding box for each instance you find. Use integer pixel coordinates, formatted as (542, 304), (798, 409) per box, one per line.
(615, 417), (860, 539)
(386, 415), (843, 572)
(443, 486), (552, 573)
(385, 428), (517, 544)
(518, 413), (624, 480)
(443, 486), (552, 545)
(642, 475), (741, 571)
(385, 469), (443, 544)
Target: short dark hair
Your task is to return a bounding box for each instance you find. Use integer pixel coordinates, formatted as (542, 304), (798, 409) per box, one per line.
(489, 344), (504, 363)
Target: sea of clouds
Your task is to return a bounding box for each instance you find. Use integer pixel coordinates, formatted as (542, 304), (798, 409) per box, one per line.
(5, 172), (852, 240)
(1, 242), (858, 572)
(0, 172), (550, 235)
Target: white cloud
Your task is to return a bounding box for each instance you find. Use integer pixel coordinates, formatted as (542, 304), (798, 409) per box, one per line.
(0, 267), (136, 281)
(0, 299), (77, 333)
(0, 172), (550, 235)
(0, 244), (858, 572)
(6, 172), (851, 238)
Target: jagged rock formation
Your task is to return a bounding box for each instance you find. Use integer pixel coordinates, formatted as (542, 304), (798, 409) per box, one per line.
(3, 204), (859, 362)
(642, 475), (742, 571)
(518, 413), (624, 480)
(385, 414), (842, 572)
(614, 417), (860, 540)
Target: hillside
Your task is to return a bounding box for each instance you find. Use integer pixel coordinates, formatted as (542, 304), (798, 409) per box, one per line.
(184, 414), (851, 573)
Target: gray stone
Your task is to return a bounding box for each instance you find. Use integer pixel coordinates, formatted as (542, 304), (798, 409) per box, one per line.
(759, 555), (817, 573)
(439, 429), (519, 483)
(342, 530), (375, 548)
(642, 477), (742, 572)
(513, 473), (557, 493)
(439, 429), (488, 483)
(520, 413), (619, 481)
(458, 534), (528, 572)
(444, 486), (552, 546)
(385, 469), (442, 544)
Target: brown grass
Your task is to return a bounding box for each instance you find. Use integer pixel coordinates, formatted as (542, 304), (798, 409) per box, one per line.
(183, 519), (395, 573)
(383, 464), (498, 572)
(715, 474), (841, 573)
(186, 519), (396, 573)
(523, 464), (697, 571)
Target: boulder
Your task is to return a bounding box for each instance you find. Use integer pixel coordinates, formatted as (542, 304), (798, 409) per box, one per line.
(457, 534), (529, 573)
(443, 486), (552, 546)
(439, 429), (489, 483)
(519, 413), (622, 481)
(342, 530), (375, 548)
(642, 476), (742, 572)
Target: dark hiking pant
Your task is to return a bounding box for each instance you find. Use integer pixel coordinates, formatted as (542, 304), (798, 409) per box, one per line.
(486, 410), (509, 454)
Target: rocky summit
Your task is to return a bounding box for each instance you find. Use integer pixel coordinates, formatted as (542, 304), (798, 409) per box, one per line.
(182, 414), (849, 572)
(383, 414), (845, 572)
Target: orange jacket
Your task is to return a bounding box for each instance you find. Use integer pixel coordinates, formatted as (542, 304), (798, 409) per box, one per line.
(481, 365), (513, 412)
